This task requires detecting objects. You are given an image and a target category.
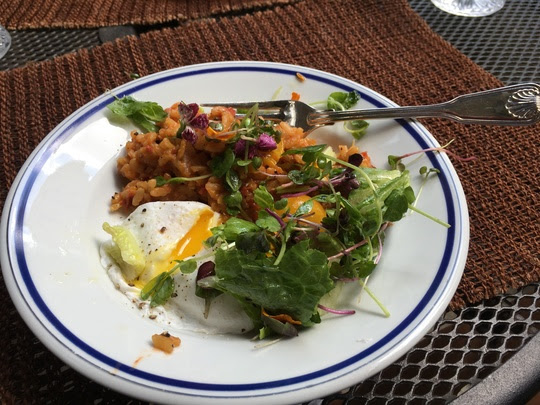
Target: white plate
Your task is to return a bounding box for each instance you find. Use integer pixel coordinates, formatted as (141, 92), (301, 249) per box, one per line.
(0, 61), (469, 404)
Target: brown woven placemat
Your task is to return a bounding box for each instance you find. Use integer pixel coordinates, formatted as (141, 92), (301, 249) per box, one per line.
(0, 0), (538, 402)
(0, 0), (300, 29)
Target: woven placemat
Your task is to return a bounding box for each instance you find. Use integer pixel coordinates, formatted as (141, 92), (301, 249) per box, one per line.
(0, 0), (538, 402)
(0, 0), (300, 29)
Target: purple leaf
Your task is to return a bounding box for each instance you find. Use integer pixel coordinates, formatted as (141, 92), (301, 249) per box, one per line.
(334, 171), (360, 198)
(178, 102), (199, 121)
(256, 133), (277, 151)
(190, 113), (209, 129)
(234, 139), (256, 158)
(234, 139), (247, 156)
(181, 127), (197, 145)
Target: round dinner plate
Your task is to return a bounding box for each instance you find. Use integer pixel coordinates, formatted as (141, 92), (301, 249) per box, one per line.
(0, 61), (469, 404)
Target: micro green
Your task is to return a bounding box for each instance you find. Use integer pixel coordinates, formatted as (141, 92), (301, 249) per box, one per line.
(155, 174), (212, 186)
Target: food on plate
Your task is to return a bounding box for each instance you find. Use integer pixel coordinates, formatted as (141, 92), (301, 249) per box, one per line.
(100, 201), (253, 334)
(102, 91), (438, 339)
(152, 331), (181, 353)
(102, 201), (220, 288)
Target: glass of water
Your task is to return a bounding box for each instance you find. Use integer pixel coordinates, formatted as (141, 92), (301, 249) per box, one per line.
(0, 25), (11, 60)
(431, 0), (505, 17)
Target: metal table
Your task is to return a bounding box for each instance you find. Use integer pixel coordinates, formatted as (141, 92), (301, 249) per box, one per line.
(1, 1), (539, 403)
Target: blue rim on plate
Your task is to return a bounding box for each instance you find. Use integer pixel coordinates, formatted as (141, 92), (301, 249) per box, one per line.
(1, 61), (468, 402)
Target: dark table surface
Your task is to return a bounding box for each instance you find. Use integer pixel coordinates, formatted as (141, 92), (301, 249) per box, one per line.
(0, 1), (539, 404)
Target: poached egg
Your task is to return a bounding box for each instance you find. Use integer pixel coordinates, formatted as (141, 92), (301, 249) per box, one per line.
(100, 201), (253, 335)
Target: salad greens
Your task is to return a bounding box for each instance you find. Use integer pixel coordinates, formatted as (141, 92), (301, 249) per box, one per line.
(107, 91), (448, 339)
(142, 140), (416, 336)
(194, 142), (415, 336)
(202, 241), (333, 325)
(108, 95), (167, 133)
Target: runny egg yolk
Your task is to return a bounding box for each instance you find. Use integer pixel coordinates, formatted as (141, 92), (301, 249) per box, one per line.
(282, 195), (326, 224)
(134, 209), (215, 288)
(171, 209), (215, 261)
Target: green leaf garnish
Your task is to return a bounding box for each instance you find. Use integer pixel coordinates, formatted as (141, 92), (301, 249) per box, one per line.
(140, 270), (175, 307)
(255, 210), (282, 232)
(210, 147), (235, 178)
(140, 258), (198, 307)
(344, 120), (369, 140)
(273, 198), (288, 211)
(226, 169), (241, 192)
(287, 167), (320, 184)
(383, 189), (411, 222)
(251, 156), (263, 169)
(254, 185), (274, 209)
(224, 190), (243, 215)
(108, 95), (167, 133)
(179, 259), (198, 274)
(150, 276), (175, 307)
(292, 199), (313, 217)
(208, 217), (260, 243)
(284, 144), (327, 157)
(327, 91), (360, 111)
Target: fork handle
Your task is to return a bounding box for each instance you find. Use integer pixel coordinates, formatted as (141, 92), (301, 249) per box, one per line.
(308, 83), (540, 126)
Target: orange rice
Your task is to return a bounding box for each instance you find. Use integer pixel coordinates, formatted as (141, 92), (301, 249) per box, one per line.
(110, 103), (368, 218)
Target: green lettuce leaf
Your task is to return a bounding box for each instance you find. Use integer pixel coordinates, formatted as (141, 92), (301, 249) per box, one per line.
(211, 240), (333, 325)
(102, 222), (145, 281)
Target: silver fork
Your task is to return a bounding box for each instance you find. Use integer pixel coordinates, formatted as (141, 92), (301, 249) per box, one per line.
(202, 83), (540, 135)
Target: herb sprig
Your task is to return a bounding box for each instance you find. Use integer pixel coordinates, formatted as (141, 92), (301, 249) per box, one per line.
(108, 95), (168, 133)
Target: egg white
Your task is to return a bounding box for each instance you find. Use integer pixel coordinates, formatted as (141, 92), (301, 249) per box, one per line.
(100, 201), (254, 335)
